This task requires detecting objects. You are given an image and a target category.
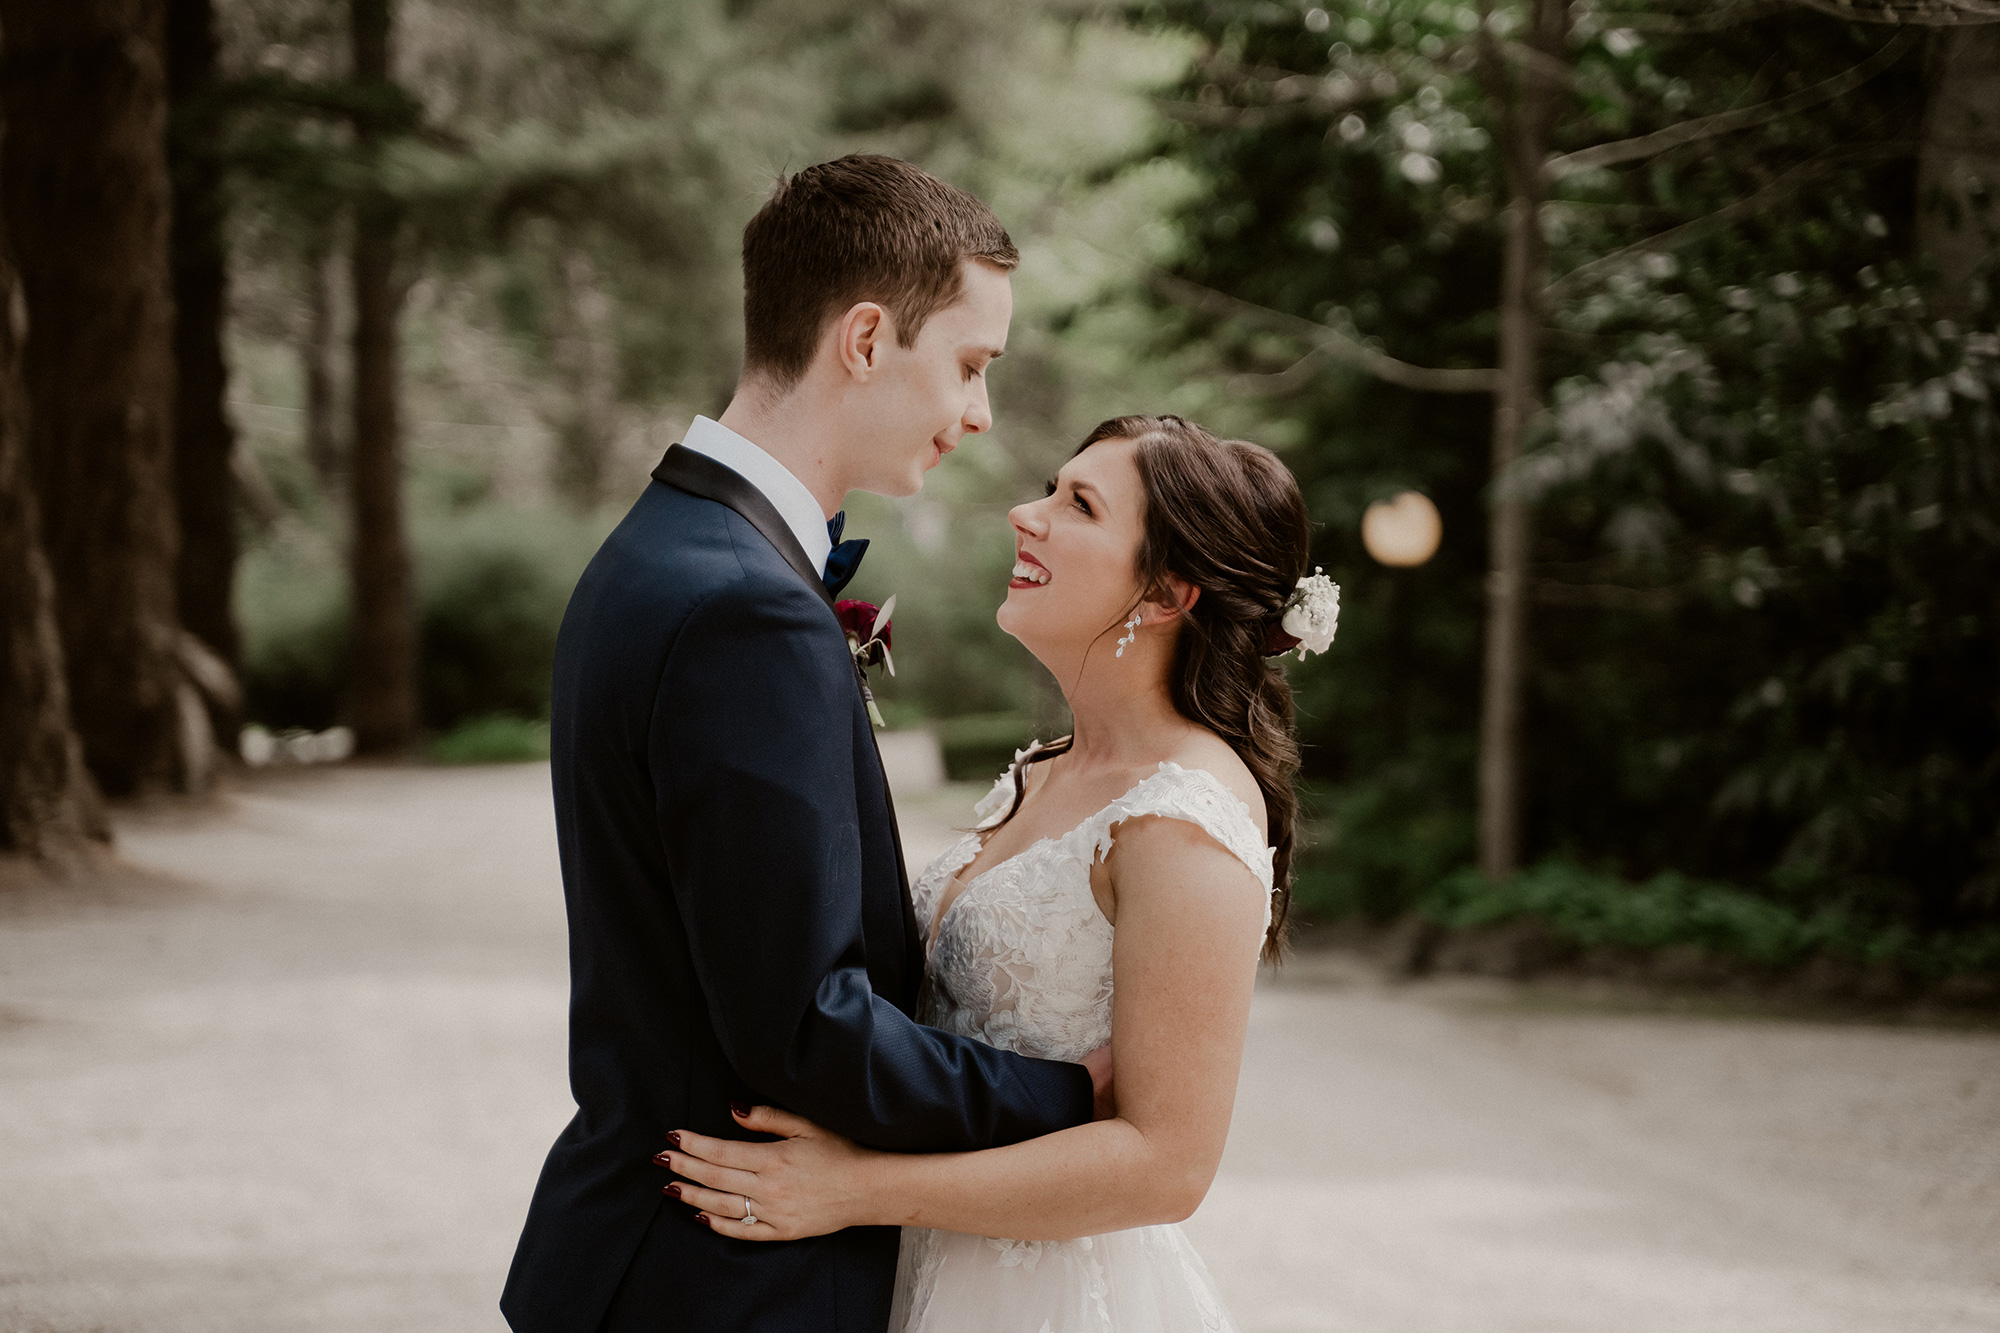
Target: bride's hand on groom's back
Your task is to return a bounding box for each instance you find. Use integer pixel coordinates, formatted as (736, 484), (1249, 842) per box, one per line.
(655, 1104), (872, 1242)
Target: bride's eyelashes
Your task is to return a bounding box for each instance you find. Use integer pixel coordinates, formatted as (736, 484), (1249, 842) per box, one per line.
(1042, 478), (1094, 517)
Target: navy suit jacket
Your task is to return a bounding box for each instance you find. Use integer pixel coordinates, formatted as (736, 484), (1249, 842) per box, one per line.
(501, 447), (1094, 1333)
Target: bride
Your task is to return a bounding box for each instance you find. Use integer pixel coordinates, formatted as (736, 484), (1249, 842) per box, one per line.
(656, 413), (1336, 1331)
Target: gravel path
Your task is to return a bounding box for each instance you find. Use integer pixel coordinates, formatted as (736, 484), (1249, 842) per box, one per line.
(1, 762), (1994, 1332)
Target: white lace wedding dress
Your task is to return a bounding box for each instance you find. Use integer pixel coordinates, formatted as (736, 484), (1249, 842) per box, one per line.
(890, 744), (1273, 1333)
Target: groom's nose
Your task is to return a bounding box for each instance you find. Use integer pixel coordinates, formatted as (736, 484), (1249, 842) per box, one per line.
(962, 380), (993, 436)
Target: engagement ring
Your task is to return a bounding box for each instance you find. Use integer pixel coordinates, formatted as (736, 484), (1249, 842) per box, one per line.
(740, 1197), (756, 1226)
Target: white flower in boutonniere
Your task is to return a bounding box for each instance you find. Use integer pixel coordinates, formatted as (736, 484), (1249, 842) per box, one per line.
(836, 595), (895, 727)
(1271, 568), (1340, 661)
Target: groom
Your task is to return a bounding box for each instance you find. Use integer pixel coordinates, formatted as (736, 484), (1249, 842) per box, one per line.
(501, 156), (1107, 1333)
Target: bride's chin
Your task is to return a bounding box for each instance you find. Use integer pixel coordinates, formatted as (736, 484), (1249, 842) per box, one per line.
(995, 604), (1054, 661)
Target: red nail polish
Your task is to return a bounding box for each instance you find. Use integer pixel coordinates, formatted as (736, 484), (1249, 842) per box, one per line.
(731, 1101), (751, 1117)
(653, 1151), (672, 1167)
(694, 1213), (711, 1228)
(668, 1131), (682, 1149)
(665, 1183), (683, 1200)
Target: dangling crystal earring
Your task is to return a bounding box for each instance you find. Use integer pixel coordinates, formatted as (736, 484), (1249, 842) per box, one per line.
(1114, 612), (1143, 658)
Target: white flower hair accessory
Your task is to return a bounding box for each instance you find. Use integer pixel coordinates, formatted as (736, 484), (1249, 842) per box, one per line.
(1267, 567), (1340, 660)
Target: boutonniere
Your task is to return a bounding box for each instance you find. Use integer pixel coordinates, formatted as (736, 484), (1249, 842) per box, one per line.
(836, 596), (895, 728)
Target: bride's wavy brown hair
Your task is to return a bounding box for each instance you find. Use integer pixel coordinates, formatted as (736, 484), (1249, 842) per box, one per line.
(999, 415), (1312, 963)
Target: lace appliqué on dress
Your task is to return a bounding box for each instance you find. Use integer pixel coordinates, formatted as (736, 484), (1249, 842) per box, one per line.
(894, 748), (1266, 1333)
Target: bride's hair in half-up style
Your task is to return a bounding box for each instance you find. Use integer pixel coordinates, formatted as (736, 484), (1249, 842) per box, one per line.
(1002, 415), (1312, 963)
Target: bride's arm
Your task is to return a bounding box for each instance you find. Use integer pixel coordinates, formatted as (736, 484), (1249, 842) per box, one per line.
(660, 814), (1268, 1241)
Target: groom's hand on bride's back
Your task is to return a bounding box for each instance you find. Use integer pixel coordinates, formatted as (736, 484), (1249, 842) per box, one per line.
(1082, 1043), (1116, 1122)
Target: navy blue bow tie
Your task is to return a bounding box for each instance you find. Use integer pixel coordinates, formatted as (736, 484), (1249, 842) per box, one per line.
(823, 511), (868, 597)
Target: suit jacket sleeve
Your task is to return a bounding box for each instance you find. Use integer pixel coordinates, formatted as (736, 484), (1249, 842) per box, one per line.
(652, 575), (1095, 1153)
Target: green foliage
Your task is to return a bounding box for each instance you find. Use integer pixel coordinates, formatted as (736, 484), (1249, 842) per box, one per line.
(932, 712), (1041, 783)
(1135, 0), (2000, 938)
(1424, 861), (2000, 981)
(1529, 262), (2000, 930)
(222, 0), (1211, 745)
(1130, 0), (1518, 926)
(214, 0), (2000, 969)
(1291, 761), (1475, 920)
(238, 539), (348, 731)
(415, 506), (609, 729)
(235, 502), (608, 732)
(429, 714), (552, 765)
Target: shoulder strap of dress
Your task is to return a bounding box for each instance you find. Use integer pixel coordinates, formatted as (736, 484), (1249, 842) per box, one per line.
(1072, 762), (1276, 892)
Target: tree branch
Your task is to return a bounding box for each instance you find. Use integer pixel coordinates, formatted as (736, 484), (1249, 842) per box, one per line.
(1533, 580), (1681, 611)
(1588, 1), (1803, 33)
(1501, 39), (1579, 92)
(1143, 267), (1500, 393)
(1225, 346), (1333, 396)
(1784, 0), (2000, 24)
(1542, 146), (1906, 303)
(1592, 0), (2000, 31)
(1152, 99), (1322, 130)
(1546, 31), (1914, 179)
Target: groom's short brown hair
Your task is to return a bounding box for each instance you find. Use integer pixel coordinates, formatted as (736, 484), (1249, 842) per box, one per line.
(741, 155), (1019, 391)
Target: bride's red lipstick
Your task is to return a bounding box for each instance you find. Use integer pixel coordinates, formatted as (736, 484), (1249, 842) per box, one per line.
(1009, 550), (1050, 591)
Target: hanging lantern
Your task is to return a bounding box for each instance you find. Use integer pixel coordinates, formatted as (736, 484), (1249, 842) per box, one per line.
(1361, 491), (1442, 567)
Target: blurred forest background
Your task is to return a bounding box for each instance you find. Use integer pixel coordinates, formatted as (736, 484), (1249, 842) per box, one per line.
(3, 0), (1999, 998)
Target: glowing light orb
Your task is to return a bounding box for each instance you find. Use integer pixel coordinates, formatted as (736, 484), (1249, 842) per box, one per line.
(1362, 491), (1442, 567)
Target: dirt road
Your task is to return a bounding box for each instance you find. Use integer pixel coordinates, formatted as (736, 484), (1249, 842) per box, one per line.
(1, 763), (1994, 1332)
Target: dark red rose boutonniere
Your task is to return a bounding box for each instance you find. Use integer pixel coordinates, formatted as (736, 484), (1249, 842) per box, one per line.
(836, 596), (895, 727)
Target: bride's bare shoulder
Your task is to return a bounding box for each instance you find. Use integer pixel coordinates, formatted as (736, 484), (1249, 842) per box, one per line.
(1164, 732), (1267, 838)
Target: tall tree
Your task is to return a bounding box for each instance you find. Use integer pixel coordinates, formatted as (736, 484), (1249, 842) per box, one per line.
(0, 176), (108, 860)
(548, 249), (618, 510)
(1475, 0), (1570, 878)
(304, 240), (344, 486)
(347, 0), (417, 753)
(0, 0), (193, 795)
(167, 0), (242, 700)
(1916, 22), (2000, 321)
(1138, 0), (1996, 930)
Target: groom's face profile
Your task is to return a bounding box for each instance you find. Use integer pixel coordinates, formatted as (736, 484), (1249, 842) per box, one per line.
(834, 257), (1013, 498)
(735, 156), (1023, 501)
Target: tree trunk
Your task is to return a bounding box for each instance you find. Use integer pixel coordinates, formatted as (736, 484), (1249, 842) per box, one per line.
(551, 249), (618, 509)
(0, 0), (196, 797)
(348, 0), (417, 753)
(305, 239), (344, 486)
(1476, 0), (1567, 880)
(166, 0), (241, 723)
(1916, 24), (2000, 322)
(0, 187), (109, 859)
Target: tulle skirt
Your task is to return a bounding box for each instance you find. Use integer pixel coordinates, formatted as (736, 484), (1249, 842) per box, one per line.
(890, 1222), (1239, 1332)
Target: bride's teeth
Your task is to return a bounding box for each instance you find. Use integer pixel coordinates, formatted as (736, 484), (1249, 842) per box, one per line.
(1011, 561), (1049, 584)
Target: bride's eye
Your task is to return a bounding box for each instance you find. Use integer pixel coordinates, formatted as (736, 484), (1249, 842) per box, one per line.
(1044, 479), (1058, 497)
(1073, 493), (1093, 516)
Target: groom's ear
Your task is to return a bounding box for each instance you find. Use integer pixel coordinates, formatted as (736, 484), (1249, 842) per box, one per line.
(834, 301), (891, 381)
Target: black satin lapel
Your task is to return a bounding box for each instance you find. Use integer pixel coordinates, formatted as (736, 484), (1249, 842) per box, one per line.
(652, 446), (835, 610)
(873, 749), (924, 994)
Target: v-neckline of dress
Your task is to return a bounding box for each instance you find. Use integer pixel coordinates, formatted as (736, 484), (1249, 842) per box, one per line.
(924, 765), (1176, 958)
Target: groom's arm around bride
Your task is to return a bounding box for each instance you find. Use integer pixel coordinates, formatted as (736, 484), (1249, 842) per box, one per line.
(501, 156), (1099, 1333)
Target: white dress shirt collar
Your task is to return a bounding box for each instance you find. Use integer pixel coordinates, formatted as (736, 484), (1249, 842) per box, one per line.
(678, 415), (833, 574)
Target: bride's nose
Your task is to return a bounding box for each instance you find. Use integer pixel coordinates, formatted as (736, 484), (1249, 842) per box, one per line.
(1008, 501), (1046, 539)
